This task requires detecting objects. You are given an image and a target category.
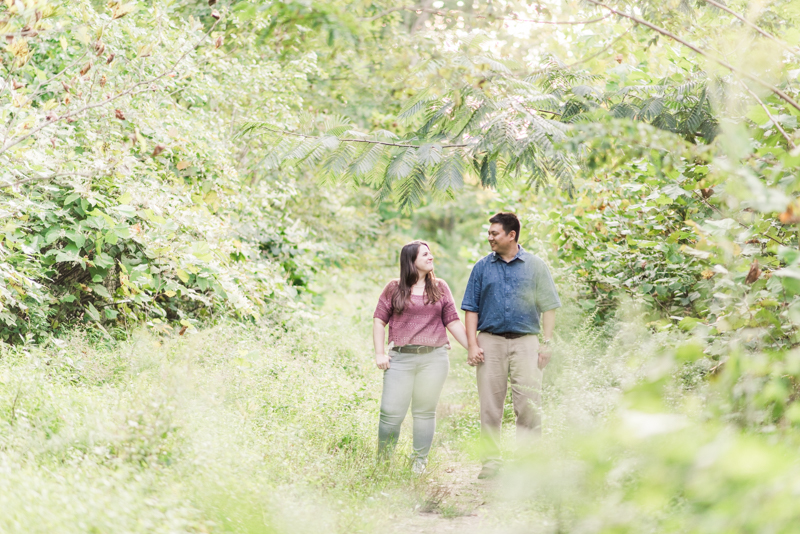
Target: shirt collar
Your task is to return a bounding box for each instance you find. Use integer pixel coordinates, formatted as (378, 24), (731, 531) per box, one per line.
(491, 244), (526, 263)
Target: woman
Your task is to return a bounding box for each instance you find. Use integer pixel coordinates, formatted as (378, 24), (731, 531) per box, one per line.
(373, 240), (474, 473)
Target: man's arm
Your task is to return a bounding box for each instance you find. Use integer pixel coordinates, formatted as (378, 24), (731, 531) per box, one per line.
(538, 309), (556, 369)
(465, 311), (484, 366)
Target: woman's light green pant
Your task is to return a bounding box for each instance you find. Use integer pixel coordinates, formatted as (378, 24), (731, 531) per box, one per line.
(378, 347), (449, 460)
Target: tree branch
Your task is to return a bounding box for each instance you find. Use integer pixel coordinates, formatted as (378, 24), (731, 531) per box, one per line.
(500, 13), (611, 25)
(528, 29), (631, 76)
(257, 126), (468, 149)
(0, 19), (219, 159)
(365, 5), (611, 26)
(700, 0), (797, 55)
(2, 53), (90, 145)
(583, 0), (800, 113)
(740, 82), (796, 149)
(365, 6), (408, 22)
(1, 170), (96, 189)
(693, 190), (787, 246)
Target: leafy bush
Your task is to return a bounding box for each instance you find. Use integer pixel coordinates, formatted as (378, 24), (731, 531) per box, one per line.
(0, 1), (381, 342)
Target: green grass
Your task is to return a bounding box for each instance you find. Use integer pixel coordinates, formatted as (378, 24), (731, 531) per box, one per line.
(0, 283), (642, 533)
(6, 289), (798, 533)
(0, 315), (448, 533)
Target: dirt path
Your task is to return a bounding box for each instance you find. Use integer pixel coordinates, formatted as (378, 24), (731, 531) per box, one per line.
(400, 461), (494, 533)
(391, 352), (497, 534)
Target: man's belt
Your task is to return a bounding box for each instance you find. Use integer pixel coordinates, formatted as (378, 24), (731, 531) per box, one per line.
(393, 345), (439, 354)
(488, 332), (527, 339)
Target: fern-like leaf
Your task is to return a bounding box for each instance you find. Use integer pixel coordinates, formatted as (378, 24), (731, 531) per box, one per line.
(395, 166), (427, 210)
(397, 90), (435, 123)
(433, 155), (466, 191)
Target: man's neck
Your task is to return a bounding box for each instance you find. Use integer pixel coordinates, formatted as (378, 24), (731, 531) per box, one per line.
(498, 244), (519, 262)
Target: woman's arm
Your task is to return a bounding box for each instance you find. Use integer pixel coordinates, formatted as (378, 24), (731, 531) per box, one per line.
(373, 318), (391, 370)
(446, 319), (471, 350)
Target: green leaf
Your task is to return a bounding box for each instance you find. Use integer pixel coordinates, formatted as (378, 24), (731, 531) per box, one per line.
(190, 242), (213, 262)
(85, 303), (100, 322)
(55, 249), (82, 264)
(113, 205), (137, 219)
(65, 230), (86, 248)
(88, 209), (116, 227)
(433, 156), (465, 191)
(678, 317), (701, 332)
(114, 225), (131, 240)
(143, 209), (166, 225)
(395, 167), (427, 210)
(93, 253), (114, 269)
(91, 284), (111, 298)
(176, 269), (190, 283)
(46, 227), (64, 244)
(778, 246), (800, 266)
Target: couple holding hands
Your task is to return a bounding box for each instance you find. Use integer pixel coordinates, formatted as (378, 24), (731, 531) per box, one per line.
(372, 212), (561, 478)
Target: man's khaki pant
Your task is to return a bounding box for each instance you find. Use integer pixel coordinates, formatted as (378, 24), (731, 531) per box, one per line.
(476, 332), (542, 466)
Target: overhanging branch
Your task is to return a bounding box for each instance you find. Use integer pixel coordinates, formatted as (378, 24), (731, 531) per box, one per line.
(0, 18), (220, 158)
(740, 82), (796, 149)
(365, 5), (611, 26)
(256, 126), (468, 149)
(1, 170), (96, 189)
(701, 0), (797, 55)
(584, 0), (800, 113)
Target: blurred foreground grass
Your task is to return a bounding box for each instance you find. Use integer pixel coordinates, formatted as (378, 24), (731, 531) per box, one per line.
(2, 297), (800, 533)
(0, 312), (437, 533)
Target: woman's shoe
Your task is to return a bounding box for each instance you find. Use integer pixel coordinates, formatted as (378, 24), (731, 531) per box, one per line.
(411, 457), (427, 474)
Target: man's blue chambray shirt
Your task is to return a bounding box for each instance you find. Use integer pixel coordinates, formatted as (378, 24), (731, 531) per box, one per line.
(461, 245), (561, 335)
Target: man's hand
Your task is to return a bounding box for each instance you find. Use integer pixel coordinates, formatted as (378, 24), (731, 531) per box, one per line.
(467, 344), (484, 366)
(538, 343), (552, 370)
(375, 353), (392, 370)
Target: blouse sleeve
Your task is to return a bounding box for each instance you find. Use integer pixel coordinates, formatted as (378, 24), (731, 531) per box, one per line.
(439, 281), (460, 325)
(373, 281), (397, 323)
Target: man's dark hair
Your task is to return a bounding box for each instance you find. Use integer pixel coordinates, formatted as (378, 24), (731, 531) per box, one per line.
(489, 212), (521, 242)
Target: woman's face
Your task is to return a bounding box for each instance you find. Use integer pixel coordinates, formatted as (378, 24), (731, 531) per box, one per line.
(414, 245), (434, 276)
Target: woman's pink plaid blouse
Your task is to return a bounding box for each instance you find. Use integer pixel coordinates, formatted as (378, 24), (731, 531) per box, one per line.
(373, 279), (460, 348)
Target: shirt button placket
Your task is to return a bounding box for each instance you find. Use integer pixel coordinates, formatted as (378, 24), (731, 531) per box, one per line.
(504, 265), (509, 322)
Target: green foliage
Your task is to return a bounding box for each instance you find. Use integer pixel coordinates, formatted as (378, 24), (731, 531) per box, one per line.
(5, 2), (800, 531)
(0, 316), (440, 532)
(0, 0), (379, 342)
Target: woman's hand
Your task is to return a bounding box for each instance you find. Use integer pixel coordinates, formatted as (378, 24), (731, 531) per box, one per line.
(375, 353), (392, 370)
(467, 344), (484, 366)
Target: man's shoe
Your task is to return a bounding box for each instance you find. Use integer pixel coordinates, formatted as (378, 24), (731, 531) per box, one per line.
(477, 464), (499, 479)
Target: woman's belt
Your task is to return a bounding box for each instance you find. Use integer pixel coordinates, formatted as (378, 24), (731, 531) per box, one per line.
(393, 345), (439, 354)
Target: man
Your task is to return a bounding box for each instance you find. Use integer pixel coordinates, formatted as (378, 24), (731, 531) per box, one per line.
(461, 212), (561, 479)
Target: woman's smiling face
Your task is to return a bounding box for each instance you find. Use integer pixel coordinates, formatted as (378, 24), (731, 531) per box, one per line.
(414, 244), (434, 275)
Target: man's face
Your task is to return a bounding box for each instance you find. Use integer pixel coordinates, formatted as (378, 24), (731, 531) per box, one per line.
(488, 222), (516, 253)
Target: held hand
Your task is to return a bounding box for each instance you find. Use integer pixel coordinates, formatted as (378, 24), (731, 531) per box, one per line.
(375, 353), (392, 370)
(467, 344), (484, 366)
(538, 347), (552, 370)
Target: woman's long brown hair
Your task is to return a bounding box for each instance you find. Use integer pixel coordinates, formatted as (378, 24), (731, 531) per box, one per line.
(393, 240), (443, 315)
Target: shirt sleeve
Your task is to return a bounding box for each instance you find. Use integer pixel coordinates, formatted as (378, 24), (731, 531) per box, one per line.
(461, 262), (482, 312)
(373, 281), (396, 323)
(534, 259), (561, 313)
(439, 281), (460, 325)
